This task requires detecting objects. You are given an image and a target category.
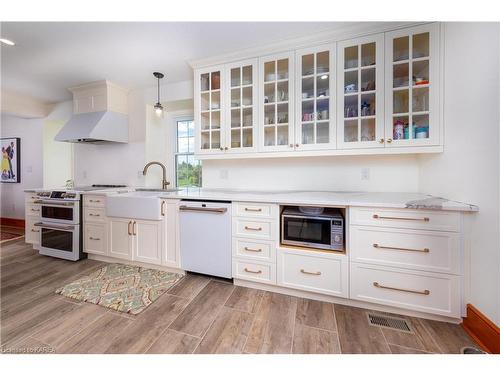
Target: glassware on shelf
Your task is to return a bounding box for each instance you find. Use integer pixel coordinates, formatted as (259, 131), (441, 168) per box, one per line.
(277, 125), (288, 145)
(264, 126), (275, 146)
(242, 128), (252, 147)
(344, 120), (358, 142)
(361, 118), (376, 141)
(393, 63), (409, 88)
(393, 90), (409, 114)
(302, 123), (314, 144)
(317, 122), (329, 144)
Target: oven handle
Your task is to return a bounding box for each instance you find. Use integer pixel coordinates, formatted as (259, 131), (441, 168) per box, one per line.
(34, 222), (76, 231)
(37, 200), (77, 207)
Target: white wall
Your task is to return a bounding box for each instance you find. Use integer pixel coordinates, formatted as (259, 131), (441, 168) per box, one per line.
(0, 114), (44, 219)
(202, 155), (420, 192)
(418, 23), (500, 325)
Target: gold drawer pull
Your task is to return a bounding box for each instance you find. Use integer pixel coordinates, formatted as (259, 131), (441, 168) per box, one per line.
(89, 199), (101, 203)
(244, 267), (262, 274)
(244, 226), (262, 231)
(244, 246), (262, 253)
(161, 201), (166, 216)
(373, 244), (430, 253)
(245, 207), (262, 212)
(89, 213), (100, 217)
(300, 269), (322, 276)
(30, 208), (40, 212)
(373, 214), (429, 222)
(373, 282), (430, 295)
(31, 229), (40, 233)
(89, 237), (100, 241)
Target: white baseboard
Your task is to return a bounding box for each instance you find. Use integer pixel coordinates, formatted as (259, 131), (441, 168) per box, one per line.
(87, 254), (185, 275)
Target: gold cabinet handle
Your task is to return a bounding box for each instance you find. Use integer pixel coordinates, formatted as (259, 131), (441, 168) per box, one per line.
(89, 199), (101, 203)
(244, 268), (262, 274)
(244, 246), (262, 253)
(244, 226), (262, 231)
(89, 237), (100, 241)
(373, 214), (429, 222)
(161, 201), (166, 216)
(244, 207), (262, 212)
(133, 221), (137, 236)
(373, 282), (430, 295)
(128, 221), (132, 236)
(31, 229), (40, 233)
(89, 213), (100, 217)
(300, 269), (322, 276)
(373, 243), (430, 253)
(379, 138), (385, 143)
(386, 138), (393, 143)
(30, 208), (40, 212)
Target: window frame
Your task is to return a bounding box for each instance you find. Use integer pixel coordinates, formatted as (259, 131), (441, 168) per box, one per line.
(174, 116), (201, 188)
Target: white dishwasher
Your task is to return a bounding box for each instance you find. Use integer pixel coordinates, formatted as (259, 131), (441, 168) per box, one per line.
(179, 200), (232, 278)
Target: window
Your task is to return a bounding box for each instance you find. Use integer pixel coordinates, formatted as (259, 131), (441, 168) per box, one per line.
(175, 119), (202, 188)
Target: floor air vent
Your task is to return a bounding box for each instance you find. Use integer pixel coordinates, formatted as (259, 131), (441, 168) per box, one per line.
(367, 312), (413, 333)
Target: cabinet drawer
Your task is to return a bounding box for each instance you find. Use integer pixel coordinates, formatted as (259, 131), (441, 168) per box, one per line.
(350, 226), (461, 274)
(26, 204), (41, 217)
(233, 259), (276, 285)
(25, 193), (39, 203)
(84, 195), (105, 208)
(277, 249), (348, 297)
(233, 202), (276, 219)
(350, 263), (461, 318)
(350, 207), (461, 232)
(25, 217), (41, 245)
(84, 224), (107, 255)
(84, 208), (106, 223)
(232, 218), (275, 240)
(233, 237), (275, 263)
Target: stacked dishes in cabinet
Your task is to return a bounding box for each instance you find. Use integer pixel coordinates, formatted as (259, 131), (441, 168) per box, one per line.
(83, 195), (108, 256)
(25, 192), (41, 245)
(231, 202), (279, 284)
(349, 207), (462, 318)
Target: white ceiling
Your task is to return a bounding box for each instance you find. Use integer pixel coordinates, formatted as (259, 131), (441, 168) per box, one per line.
(0, 22), (348, 103)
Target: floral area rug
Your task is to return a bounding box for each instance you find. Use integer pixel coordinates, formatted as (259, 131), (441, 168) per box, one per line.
(56, 263), (183, 315)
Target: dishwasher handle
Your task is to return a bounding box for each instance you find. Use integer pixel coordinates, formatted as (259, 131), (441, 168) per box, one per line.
(179, 205), (228, 214)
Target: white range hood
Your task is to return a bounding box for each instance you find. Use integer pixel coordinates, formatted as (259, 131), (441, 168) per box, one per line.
(56, 80), (129, 144)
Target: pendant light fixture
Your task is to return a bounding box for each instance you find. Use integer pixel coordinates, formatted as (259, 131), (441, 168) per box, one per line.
(153, 72), (164, 116)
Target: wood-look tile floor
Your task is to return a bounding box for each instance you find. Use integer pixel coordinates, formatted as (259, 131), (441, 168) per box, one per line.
(0, 239), (480, 354)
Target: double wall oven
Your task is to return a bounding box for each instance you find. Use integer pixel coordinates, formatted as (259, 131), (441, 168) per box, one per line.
(34, 191), (84, 261)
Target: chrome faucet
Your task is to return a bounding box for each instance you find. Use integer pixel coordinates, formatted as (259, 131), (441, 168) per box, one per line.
(142, 161), (170, 190)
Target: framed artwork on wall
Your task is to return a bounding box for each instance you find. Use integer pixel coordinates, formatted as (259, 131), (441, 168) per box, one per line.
(1, 138), (21, 183)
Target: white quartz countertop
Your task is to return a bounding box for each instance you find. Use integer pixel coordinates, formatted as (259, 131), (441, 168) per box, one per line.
(29, 187), (478, 212)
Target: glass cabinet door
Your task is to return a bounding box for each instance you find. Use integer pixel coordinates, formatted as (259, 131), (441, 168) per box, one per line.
(259, 52), (294, 151)
(296, 44), (335, 150)
(385, 23), (439, 146)
(226, 59), (257, 152)
(197, 67), (224, 153)
(337, 35), (384, 149)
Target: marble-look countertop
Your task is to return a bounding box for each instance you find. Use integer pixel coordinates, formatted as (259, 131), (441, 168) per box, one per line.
(26, 187), (478, 212)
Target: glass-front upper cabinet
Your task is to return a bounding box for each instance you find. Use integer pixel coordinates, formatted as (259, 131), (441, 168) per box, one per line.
(225, 59), (258, 153)
(295, 44), (336, 150)
(259, 52), (294, 152)
(337, 34), (384, 149)
(385, 23), (440, 146)
(195, 66), (225, 154)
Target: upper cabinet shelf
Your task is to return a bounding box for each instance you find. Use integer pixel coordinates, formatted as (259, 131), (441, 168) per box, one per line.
(194, 23), (442, 159)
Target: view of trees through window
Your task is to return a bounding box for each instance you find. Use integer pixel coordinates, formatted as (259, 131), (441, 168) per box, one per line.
(176, 119), (202, 188)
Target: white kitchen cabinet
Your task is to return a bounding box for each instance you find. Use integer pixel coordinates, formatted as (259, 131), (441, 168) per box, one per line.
(295, 44), (336, 150)
(225, 59), (258, 153)
(162, 200), (181, 268)
(259, 51), (295, 152)
(25, 216), (41, 245)
(384, 23), (440, 147)
(337, 34), (385, 149)
(84, 223), (108, 256)
(70, 80), (128, 115)
(195, 65), (225, 154)
(108, 217), (162, 264)
(133, 219), (162, 265)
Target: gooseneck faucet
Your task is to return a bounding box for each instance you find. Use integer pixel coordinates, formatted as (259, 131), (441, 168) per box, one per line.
(142, 161), (170, 190)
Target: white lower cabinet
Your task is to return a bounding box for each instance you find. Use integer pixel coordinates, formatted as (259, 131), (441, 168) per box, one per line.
(25, 216), (41, 245)
(134, 220), (162, 265)
(350, 262), (461, 318)
(84, 223), (107, 256)
(277, 248), (348, 298)
(108, 217), (162, 264)
(162, 200), (181, 268)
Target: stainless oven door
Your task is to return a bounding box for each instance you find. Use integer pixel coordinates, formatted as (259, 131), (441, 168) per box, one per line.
(281, 215), (332, 250)
(35, 222), (81, 261)
(39, 200), (80, 225)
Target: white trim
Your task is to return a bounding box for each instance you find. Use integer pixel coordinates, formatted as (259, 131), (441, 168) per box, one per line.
(188, 22), (426, 69)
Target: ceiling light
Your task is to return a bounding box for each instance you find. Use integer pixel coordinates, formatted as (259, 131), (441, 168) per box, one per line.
(153, 72), (164, 117)
(320, 74), (328, 80)
(0, 38), (15, 46)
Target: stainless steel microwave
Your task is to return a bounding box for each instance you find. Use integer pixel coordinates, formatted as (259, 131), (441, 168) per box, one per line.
(281, 207), (344, 251)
